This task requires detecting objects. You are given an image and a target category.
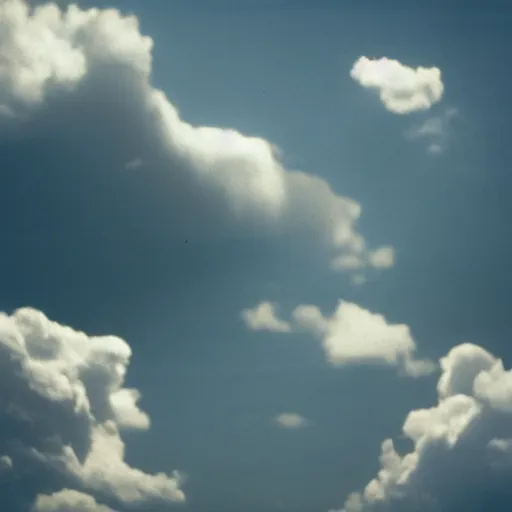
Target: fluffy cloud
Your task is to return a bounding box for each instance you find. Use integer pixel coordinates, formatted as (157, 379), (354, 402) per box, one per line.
(351, 56), (444, 114)
(241, 302), (291, 333)
(242, 300), (434, 377)
(292, 301), (434, 376)
(0, 307), (184, 509)
(367, 246), (395, 269)
(274, 413), (311, 429)
(33, 489), (115, 512)
(335, 343), (512, 512)
(0, 0), (392, 277)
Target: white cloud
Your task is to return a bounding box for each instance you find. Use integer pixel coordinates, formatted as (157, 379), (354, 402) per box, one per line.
(331, 246), (395, 272)
(292, 301), (435, 376)
(437, 342), (496, 399)
(351, 56), (444, 114)
(367, 246), (395, 269)
(33, 489), (115, 512)
(0, 307), (184, 508)
(243, 300), (434, 377)
(336, 343), (512, 512)
(0, 0), (393, 278)
(275, 413), (311, 429)
(474, 360), (512, 412)
(241, 302), (291, 333)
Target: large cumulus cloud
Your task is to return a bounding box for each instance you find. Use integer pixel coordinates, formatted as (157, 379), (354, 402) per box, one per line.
(0, 307), (184, 510)
(334, 343), (512, 512)
(0, 0), (392, 277)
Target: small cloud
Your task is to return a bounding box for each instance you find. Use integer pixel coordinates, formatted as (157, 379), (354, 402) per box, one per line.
(351, 56), (444, 114)
(368, 246), (395, 269)
(488, 438), (512, 470)
(275, 413), (311, 429)
(406, 107), (457, 155)
(125, 157), (143, 170)
(330, 245), (395, 277)
(241, 302), (291, 333)
(413, 117), (445, 137)
(402, 357), (438, 378)
(291, 301), (435, 377)
(427, 143), (443, 155)
(351, 274), (367, 286)
(330, 253), (365, 271)
(0, 455), (12, 471)
(244, 299), (434, 378)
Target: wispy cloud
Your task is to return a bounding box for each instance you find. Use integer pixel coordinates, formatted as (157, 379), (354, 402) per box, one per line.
(125, 157), (143, 170)
(406, 107), (457, 155)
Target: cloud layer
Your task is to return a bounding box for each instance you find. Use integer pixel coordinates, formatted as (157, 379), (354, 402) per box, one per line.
(335, 343), (512, 512)
(242, 301), (435, 377)
(0, 0), (393, 277)
(0, 307), (183, 509)
(351, 56), (444, 114)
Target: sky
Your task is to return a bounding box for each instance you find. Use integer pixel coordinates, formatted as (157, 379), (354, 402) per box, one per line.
(1, 0), (512, 511)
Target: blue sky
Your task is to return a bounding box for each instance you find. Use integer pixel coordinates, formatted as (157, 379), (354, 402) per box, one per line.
(1, 1), (512, 511)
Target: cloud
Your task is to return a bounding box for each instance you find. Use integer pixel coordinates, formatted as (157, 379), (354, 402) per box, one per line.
(406, 107), (457, 155)
(33, 489), (116, 512)
(291, 304), (329, 335)
(0, 307), (184, 509)
(0, 0), (392, 278)
(351, 56), (444, 114)
(242, 301), (434, 376)
(292, 301), (435, 377)
(411, 117), (445, 138)
(124, 157), (143, 170)
(0, 455), (13, 471)
(367, 246), (395, 269)
(335, 343), (512, 512)
(274, 413), (311, 429)
(351, 274), (367, 286)
(427, 143), (443, 154)
(330, 246), (395, 272)
(241, 302), (292, 333)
